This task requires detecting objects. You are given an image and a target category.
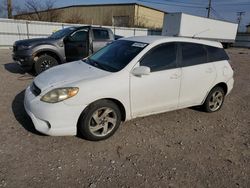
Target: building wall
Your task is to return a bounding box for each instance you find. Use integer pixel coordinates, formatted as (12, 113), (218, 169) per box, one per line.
(15, 4), (165, 29)
(135, 5), (164, 29)
(60, 5), (136, 26)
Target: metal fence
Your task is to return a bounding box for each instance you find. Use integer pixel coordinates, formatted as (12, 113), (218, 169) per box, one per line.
(234, 33), (250, 48)
(0, 18), (161, 48)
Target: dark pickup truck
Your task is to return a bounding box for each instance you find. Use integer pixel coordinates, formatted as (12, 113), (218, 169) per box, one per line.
(12, 26), (114, 74)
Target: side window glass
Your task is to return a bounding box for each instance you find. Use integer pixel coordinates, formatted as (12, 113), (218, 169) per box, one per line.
(93, 29), (109, 40)
(140, 43), (177, 72)
(181, 43), (207, 67)
(207, 46), (229, 62)
(70, 30), (87, 42)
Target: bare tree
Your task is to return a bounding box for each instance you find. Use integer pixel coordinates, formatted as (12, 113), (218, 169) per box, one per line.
(19, 0), (59, 22)
(0, 0), (7, 18)
(64, 11), (83, 24)
(24, 0), (43, 20)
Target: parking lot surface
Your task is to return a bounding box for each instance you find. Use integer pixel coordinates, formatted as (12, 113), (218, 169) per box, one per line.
(0, 48), (249, 187)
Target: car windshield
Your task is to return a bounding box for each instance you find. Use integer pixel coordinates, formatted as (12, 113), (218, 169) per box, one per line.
(49, 27), (76, 39)
(85, 40), (148, 72)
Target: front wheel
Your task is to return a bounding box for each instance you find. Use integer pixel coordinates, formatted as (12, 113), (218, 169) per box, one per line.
(78, 100), (121, 141)
(34, 54), (58, 74)
(202, 87), (225, 112)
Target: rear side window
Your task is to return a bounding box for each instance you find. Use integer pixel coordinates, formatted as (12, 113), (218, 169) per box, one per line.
(93, 29), (109, 40)
(207, 46), (229, 62)
(181, 42), (207, 67)
(140, 43), (177, 72)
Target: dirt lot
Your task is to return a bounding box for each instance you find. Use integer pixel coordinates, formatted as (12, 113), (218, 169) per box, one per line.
(0, 48), (249, 188)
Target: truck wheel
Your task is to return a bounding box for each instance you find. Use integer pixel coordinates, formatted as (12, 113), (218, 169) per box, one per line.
(35, 54), (58, 74)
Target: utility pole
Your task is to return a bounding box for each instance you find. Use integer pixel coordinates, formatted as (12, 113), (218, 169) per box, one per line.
(237, 11), (245, 32)
(207, 0), (212, 18)
(7, 0), (12, 19)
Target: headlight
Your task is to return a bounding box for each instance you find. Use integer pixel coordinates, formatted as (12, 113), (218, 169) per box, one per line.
(41, 87), (79, 103)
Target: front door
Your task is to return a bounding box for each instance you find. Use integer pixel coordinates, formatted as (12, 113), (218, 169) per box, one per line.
(64, 29), (89, 62)
(130, 42), (181, 117)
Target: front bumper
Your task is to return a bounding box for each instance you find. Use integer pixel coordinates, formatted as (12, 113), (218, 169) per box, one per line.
(24, 86), (86, 136)
(12, 48), (34, 69)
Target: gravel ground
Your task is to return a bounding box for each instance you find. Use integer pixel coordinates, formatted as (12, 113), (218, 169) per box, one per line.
(0, 48), (249, 188)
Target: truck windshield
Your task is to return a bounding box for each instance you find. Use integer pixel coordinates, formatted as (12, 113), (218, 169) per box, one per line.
(49, 27), (76, 39)
(86, 40), (148, 72)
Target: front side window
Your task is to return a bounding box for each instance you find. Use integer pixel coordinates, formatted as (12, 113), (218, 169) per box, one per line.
(49, 27), (76, 39)
(86, 40), (148, 72)
(70, 30), (88, 42)
(181, 42), (207, 67)
(140, 43), (177, 72)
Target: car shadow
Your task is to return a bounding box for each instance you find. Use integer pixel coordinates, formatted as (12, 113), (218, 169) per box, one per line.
(12, 90), (44, 136)
(189, 106), (205, 112)
(4, 62), (35, 76)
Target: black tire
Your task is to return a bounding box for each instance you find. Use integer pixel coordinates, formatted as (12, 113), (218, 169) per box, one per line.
(78, 100), (121, 141)
(34, 54), (58, 74)
(202, 86), (225, 113)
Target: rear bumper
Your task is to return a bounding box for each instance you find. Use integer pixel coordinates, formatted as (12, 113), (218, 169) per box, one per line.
(226, 77), (234, 95)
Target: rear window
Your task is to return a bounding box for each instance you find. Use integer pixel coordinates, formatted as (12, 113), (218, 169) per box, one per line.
(181, 42), (207, 67)
(207, 46), (229, 62)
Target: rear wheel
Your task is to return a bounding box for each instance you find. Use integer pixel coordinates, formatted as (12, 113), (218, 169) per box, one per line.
(78, 100), (121, 141)
(203, 86), (225, 112)
(34, 54), (58, 74)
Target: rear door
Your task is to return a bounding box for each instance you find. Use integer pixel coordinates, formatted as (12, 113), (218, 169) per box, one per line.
(64, 29), (89, 62)
(178, 42), (217, 107)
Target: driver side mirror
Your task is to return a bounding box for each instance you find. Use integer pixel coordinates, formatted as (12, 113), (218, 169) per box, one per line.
(131, 66), (151, 76)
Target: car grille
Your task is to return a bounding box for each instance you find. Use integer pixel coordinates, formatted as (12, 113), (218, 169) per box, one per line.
(31, 82), (41, 96)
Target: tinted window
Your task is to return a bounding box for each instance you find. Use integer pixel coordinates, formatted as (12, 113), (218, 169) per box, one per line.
(70, 30), (87, 42)
(207, 46), (229, 62)
(87, 40), (147, 72)
(140, 43), (177, 72)
(93, 29), (109, 40)
(49, 27), (76, 39)
(181, 43), (207, 67)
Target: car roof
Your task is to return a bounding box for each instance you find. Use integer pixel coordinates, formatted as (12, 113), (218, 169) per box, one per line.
(121, 36), (223, 48)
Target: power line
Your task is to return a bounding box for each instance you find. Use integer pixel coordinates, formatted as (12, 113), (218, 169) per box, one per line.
(138, 0), (206, 9)
(211, 7), (225, 21)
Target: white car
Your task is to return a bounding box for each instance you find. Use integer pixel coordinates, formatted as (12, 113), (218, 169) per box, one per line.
(24, 36), (234, 141)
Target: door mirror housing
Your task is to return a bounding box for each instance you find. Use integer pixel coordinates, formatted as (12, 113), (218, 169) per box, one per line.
(131, 66), (151, 76)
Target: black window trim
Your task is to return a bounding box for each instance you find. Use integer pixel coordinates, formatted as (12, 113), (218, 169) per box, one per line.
(139, 42), (180, 73)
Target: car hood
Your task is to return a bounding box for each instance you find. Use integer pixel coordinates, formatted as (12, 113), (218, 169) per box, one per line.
(14, 37), (56, 46)
(34, 61), (110, 92)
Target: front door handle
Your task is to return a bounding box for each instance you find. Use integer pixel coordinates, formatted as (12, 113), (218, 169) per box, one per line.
(170, 73), (181, 79)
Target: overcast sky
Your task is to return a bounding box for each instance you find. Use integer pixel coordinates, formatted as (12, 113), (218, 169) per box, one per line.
(1, 0), (250, 31)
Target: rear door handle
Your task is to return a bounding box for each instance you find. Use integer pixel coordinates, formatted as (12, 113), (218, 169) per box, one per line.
(206, 68), (213, 73)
